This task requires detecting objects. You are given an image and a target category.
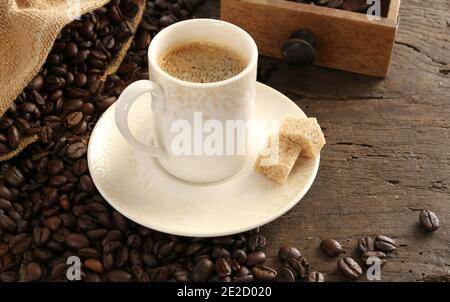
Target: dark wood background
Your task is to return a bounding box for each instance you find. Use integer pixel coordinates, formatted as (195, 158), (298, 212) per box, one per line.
(197, 0), (450, 281)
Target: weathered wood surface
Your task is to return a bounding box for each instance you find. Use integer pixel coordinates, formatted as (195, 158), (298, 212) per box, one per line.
(198, 0), (450, 281)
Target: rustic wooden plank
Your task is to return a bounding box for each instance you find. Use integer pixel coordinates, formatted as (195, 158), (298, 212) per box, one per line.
(220, 0), (398, 77)
(199, 0), (450, 281)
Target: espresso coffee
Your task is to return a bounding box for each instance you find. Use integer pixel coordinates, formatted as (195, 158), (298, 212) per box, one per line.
(158, 41), (246, 83)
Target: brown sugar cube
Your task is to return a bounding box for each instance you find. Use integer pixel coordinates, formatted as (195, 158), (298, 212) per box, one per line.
(279, 116), (326, 159)
(255, 135), (303, 184)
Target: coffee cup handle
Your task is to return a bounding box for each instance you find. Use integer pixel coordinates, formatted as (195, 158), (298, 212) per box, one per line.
(115, 80), (166, 158)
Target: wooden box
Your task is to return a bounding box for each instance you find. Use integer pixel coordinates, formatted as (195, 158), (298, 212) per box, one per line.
(221, 0), (401, 77)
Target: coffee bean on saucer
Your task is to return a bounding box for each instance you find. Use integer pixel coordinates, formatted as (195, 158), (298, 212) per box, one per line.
(374, 235), (396, 253)
(320, 238), (343, 257)
(337, 257), (362, 280)
(419, 209), (439, 232)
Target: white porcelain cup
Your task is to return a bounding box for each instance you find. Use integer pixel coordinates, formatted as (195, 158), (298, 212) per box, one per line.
(114, 19), (258, 183)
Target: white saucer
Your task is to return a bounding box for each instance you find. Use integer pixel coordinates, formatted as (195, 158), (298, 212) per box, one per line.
(88, 82), (320, 237)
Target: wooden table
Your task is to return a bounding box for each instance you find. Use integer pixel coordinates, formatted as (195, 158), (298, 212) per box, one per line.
(197, 0), (450, 281)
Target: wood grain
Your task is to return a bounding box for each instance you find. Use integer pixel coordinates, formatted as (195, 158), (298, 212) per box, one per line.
(200, 0), (450, 281)
(220, 0), (399, 77)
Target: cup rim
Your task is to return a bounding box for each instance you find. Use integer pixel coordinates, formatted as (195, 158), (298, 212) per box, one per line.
(148, 18), (258, 88)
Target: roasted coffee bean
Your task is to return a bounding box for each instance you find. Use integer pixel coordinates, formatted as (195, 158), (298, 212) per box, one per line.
(115, 246), (130, 268)
(26, 262), (43, 281)
(0, 242), (8, 256)
(65, 87), (86, 99)
(29, 74), (44, 90)
(70, 50), (90, 65)
(247, 234), (266, 251)
(374, 235), (396, 253)
(320, 238), (343, 257)
(211, 246), (231, 260)
(419, 209), (439, 232)
(85, 258), (104, 273)
(232, 249), (247, 264)
(108, 6), (124, 24)
(278, 246), (301, 261)
(66, 142), (87, 159)
(0, 198), (12, 210)
(33, 227), (51, 245)
(8, 126), (20, 150)
(79, 175), (95, 192)
(286, 256), (309, 280)
(3, 166), (25, 187)
(362, 251), (387, 267)
(215, 258), (232, 277)
(0, 213), (17, 232)
(79, 247), (100, 258)
(65, 42), (78, 57)
(44, 216), (62, 231)
(358, 236), (375, 254)
(62, 99), (84, 111)
(33, 248), (53, 262)
(9, 233), (32, 254)
(0, 185), (14, 201)
(232, 275), (254, 282)
(281, 265), (296, 282)
(64, 112), (83, 128)
(107, 269), (132, 282)
(143, 253), (158, 268)
(73, 73), (88, 87)
(307, 271), (325, 282)
(252, 265), (277, 281)
(337, 257), (362, 280)
(246, 251), (266, 267)
(65, 233), (90, 249)
(49, 175), (68, 186)
(103, 252), (115, 272)
(191, 258), (214, 282)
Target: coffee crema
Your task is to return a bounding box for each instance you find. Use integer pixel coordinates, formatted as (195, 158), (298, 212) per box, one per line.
(158, 41), (246, 83)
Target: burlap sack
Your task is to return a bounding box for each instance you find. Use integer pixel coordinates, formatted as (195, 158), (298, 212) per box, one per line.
(0, 0), (145, 161)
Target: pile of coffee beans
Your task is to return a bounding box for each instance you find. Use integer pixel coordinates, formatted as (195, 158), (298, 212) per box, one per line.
(287, 0), (387, 15)
(0, 0), (140, 156)
(0, 0), (309, 282)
